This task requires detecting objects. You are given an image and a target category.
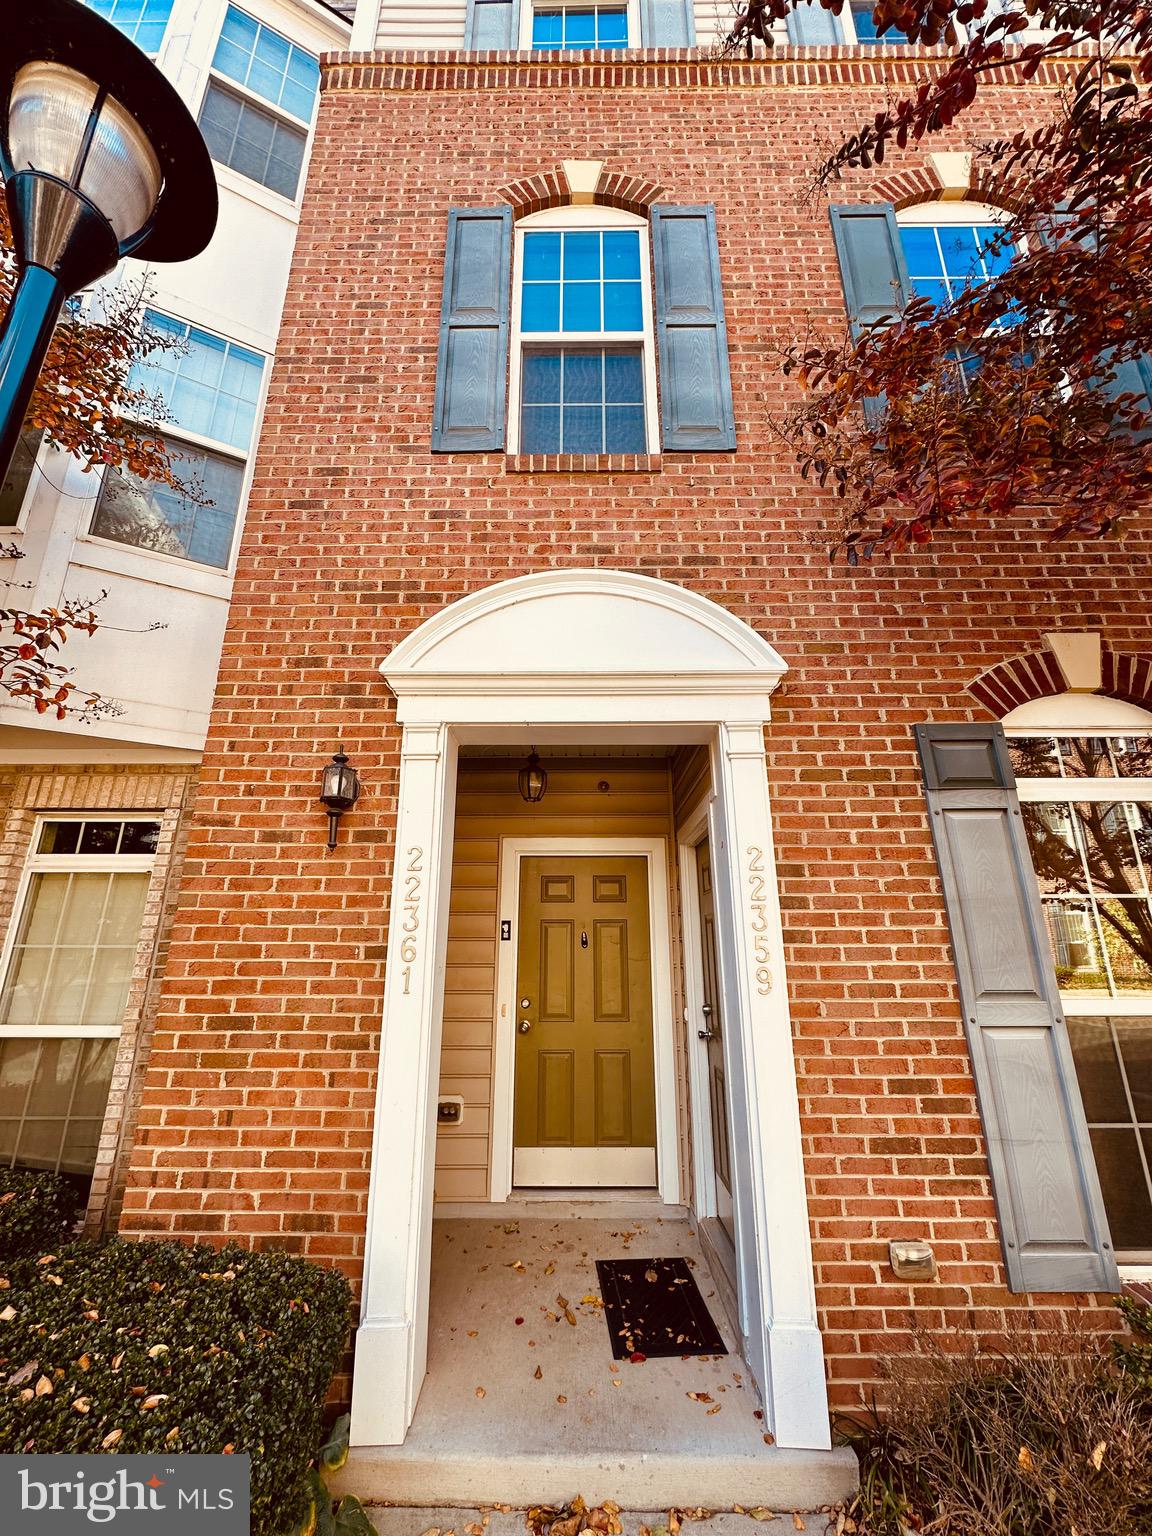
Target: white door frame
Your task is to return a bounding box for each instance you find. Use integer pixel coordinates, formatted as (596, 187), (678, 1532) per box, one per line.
(491, 836), (679, 1204)
(677, 800), (723, 1225)
(351, 570), (831, 1455)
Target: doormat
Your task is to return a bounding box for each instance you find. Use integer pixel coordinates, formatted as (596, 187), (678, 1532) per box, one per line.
(595, 1257), (728, 1360)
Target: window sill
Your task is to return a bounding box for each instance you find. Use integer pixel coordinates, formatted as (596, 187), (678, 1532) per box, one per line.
(505, 452), (662, 473)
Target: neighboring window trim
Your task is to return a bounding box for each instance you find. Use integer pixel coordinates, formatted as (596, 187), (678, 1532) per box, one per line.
(518, 0), (640, 49)
(1014, 725), (1152, 1263)
(0, 814), (159, 1045)
(0, 430), (49, 534)
(508, 205), (660, 456)
(87, 0), (175, 57)
(85, 308), (268, 576)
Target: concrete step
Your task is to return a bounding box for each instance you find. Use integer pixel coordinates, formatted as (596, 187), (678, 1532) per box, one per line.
(335, 1444), (859, 1510)
(361, 1506), (850, 1536)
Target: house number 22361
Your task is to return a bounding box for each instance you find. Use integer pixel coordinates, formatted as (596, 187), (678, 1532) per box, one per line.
(400, 846), (423, 995)
(746, 846), (772, 995)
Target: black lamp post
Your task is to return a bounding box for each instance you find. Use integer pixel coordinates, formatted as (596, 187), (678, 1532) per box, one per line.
(0, 0), (219, 489)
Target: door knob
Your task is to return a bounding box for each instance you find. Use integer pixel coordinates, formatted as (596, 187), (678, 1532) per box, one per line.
(519, 1019), (532, 1033)
(698, 1028), (716, 1041)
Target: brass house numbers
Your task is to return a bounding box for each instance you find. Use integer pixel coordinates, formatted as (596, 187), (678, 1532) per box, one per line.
(400, 846), (424, 995)
(746, 846), (772, 996)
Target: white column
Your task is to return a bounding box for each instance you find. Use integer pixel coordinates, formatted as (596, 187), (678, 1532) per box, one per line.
(350, 723), (458, 1446)
(350, 0), (379, 50)
(710, 721), (831, 1452)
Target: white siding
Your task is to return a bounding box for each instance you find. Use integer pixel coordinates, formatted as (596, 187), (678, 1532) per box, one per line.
(376, 0), (469, 48)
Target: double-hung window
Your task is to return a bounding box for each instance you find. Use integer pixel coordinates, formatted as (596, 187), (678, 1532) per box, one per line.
(787, 1), (912, 43)
(898, 208), (1017, 315)
(83, 0), (174, 54)
(197, 6), (320, 200)
(511, 210), (657, 455)
(0, 818), (159, 1186)
(90, 309), (265, 570)
(529, 4), (632, 48)
(1012, 730), (1152, 1261)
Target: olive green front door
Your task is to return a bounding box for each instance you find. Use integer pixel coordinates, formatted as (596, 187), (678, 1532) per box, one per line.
(513, 856), (657, 1186)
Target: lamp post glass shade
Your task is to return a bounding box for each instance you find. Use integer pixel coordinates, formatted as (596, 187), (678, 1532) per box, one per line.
(320, 750), (361, 851)
(8, 62), (163, 248)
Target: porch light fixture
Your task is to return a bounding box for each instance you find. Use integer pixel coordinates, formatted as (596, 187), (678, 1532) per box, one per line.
(320, 749), (361, 852)
(518, 749), (548, 804)
(0, 0), (219, 488)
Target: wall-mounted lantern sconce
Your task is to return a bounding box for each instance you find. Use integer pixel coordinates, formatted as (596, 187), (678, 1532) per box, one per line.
(319, 748), (361, 852)
(517, 749), (548, 804)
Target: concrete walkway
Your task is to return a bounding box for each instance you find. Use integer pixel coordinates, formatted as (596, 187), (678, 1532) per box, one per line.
(338, 1214), (857, 1509)
(366, 1509), (844, 1536)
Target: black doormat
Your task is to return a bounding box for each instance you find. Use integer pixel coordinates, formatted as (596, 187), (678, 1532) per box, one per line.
(595, 1257), (728, 1360)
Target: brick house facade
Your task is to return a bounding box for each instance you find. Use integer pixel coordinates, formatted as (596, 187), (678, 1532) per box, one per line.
(104, 22), (1152, 1488)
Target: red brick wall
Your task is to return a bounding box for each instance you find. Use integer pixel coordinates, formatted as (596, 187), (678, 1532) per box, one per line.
(119, 47), (1149, 1410)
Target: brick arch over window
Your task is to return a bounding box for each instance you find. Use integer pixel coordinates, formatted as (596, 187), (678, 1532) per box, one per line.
(969, 646), (1152, 716)
(868, 164), (1025, 216)
(498, 164), (664, 219)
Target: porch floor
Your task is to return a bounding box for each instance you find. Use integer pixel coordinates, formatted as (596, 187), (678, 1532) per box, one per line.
(339, 1212), (858, 1510)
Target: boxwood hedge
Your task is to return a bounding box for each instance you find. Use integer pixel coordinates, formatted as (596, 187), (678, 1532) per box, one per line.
(1, 1235), (351, 1536)
(0, 1167), (80, 1260)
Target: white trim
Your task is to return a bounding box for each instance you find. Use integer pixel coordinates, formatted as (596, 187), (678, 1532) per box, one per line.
(1005, 693), (1152, 730)
(508, 208), (660, 457)
(1060, 995), (1152, 1016)
(677, 799), (718, 1220)
(1017, 779), (1152, 802)
(513, 1146), (657, 1185)
(491, 836), (679, 1205)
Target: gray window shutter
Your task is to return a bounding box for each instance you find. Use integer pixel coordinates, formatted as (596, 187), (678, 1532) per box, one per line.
(640, 0), (696, 45)
(650, 205), (736, 451)
(916, 721), (1120, 1295)
(431, 208), (512, 453)
(464, 0), (521, 48)
(829, 203), (911, 339)
(787, 1), (843, 41)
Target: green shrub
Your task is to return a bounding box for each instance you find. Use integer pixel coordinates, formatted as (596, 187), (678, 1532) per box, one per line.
(0, 1238), (351, 1536)
(0, 1167), (80, 1260)
(839, 1315), (1152, 1536)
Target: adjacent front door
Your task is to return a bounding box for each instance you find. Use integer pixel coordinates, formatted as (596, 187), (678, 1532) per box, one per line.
(513, 855), (657, 1186)
(697, 839), (734, 1238)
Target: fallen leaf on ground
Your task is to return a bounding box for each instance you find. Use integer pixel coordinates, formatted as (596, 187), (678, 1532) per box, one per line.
(556, 1395), (567, 1404)
(746, 1511), (775, 1523)
(534, 1366), (542, 1380)
(1018, 1446), (1035, 1472)
(792, 1517), (805, 1532)
(417, 1527), (440, 1536)
(630, 1351), (646, 1363)
(34, 1375), (53, 1397)
(706, 1404), (721, 1415)
(544, 1262), (555, 1276)
(467, 1331), (479, 1339)
(474, 1386), (486, 1398)
(1091, 1440), (1107, 1471)
(687, 1392), (713, 1403)
(645, 1268), (658, 1282)
(515, 1317), (525, 1325)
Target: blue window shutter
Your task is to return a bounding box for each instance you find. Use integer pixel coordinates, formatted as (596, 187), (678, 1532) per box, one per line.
(650, 205), (736, 451)
(829, 203), (911, 338)
(464, 0), (522, 48)
(639, 0), (696, 45)
(431, 208), (512, 453)
(916, 722), (1120, 1295)
(787, 1), (843, 41)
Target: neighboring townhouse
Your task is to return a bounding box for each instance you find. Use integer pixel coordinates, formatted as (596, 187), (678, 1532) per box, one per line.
(20, 0), (1152, 1509)
(0, 0), (351, 1233)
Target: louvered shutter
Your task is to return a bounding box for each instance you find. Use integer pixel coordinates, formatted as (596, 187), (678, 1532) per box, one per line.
(640, 0), (696, 45)
(464, 0), (522, 48)
(916, 721), (1120, 1294)
(650, 205), (736, 451)
(431, 208), (512, 453)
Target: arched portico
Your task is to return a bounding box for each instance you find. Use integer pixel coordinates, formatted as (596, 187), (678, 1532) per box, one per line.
(349, 570), (832, 1454)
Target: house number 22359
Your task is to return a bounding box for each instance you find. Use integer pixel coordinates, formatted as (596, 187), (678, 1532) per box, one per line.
(400, 846), (423, 995)
(746, 846), (772, 995)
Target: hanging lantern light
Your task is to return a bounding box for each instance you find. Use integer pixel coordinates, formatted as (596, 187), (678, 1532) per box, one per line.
(517, 749), (547, 804)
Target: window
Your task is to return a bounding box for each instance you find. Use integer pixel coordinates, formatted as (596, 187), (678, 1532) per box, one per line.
(1013, 730), (1152, 1258)
(90, 310), (265, 569)
(197, 6), (320, 199)
(0, 819), (159, 1185)
(511, 211), (657, 455)
(0, 429), (44, 527)
(84, 0), (174, 54)
(898, 216), (1017, 315)
(531, 5), (630, 47)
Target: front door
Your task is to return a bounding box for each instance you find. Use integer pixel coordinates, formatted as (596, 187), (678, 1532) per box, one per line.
(513, 855), (657, 1186)
(696, 839), (734, 1237)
